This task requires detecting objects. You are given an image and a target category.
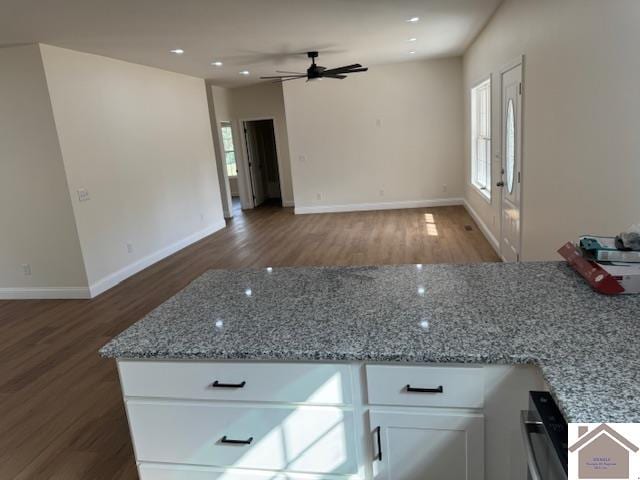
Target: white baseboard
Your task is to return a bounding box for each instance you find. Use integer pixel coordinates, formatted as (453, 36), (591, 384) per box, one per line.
(294, 198), (464, 215)
(0, 287), (91, 300)
(463, 199), (500, 255)
(88, 219), (226, 298)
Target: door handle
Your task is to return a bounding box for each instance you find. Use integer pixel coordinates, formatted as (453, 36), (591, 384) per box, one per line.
(374, 426), (383, 461)
(496, 181), (504, 187)
(520, 411), (543, 480)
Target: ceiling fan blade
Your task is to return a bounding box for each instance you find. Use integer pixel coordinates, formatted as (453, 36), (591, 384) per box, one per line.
(326, 67), (368, 75)
(269, 76), (307, 83)
(276, 70), (305, 75)
(260, 75), (306, 79)
(279, 76), (306, 82)
(322, 74), (347, 79)
(322, 64), (363, 75)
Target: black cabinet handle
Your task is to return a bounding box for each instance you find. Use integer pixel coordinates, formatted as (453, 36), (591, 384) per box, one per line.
(220, 436), (253, 445)
(212, 380), (246, 388)
(375, 426), (382, 461)
(405, 384), (443, 393)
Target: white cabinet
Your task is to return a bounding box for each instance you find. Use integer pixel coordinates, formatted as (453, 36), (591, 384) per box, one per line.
(127, 400), (358, 475)
(117, 361), (538, 480)
(365, 364), (484, 409)
(370, 410), (484, 480)
(138, 463), (361, 480)
(119, 361), (353, 404)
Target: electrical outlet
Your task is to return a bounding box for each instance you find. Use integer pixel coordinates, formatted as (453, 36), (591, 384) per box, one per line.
(21, 264), (32, 276)
(316, 192), (322, 201)
(299, 155), (307, 163)
(379, 189), (385, 197)
(442, 184), (448, 193)
(376, 119), (382, 127)
(126, 242), (134, 254)
(77, 188), (90, 202)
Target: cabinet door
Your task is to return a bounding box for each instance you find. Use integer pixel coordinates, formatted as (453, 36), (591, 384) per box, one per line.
(370, 410), (484, 480)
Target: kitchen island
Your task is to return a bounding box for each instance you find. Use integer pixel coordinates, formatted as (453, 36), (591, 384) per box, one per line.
(100, 262), (640, 480)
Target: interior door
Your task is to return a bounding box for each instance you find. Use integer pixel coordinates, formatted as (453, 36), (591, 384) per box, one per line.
(499, 62), (523, 262)
(244, 121), (266, 207)
(370, 410), (484, 480)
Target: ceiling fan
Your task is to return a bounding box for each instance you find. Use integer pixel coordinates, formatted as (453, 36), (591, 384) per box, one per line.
(260, 51), (368, 83)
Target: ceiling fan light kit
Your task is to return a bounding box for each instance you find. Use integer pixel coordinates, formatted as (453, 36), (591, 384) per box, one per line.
(260, 51), (368, 83)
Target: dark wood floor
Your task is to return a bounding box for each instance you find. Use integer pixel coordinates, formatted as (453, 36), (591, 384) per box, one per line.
(0, 203), (498, 479)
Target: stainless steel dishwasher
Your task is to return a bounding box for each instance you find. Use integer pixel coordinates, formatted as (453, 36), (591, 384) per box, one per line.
(521, 391), (568, 480)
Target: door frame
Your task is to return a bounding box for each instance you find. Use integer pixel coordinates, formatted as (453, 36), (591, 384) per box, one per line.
(498, 55), (525, 262)
(238, 116), (285, 209)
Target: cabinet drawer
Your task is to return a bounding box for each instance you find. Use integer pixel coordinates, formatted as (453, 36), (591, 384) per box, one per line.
(365, 365), (484, 408)
(128, 400), (358, 475)
(138, 463), (362, 480)
(118, 360), (352, 404)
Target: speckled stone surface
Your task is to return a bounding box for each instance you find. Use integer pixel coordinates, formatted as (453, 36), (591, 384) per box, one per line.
(100, 262), (640, 423)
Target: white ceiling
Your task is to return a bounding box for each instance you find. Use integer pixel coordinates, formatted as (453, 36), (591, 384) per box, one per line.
(0, 0), (501, 87)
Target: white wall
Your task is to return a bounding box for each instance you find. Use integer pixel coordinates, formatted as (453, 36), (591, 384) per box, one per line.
(0, 45), (88, 297)
(40, 44), (225, 294)
(464, 0), (640, 260)
(211, 85), (233, 122)
(282, 58), (464, 213)
(210, 85), (246, 207)
(206, 84), (233, 218)
(211, 83), (295, 207)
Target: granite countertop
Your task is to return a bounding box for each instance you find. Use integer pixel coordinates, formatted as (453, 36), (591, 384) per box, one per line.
(100, 262), (640, 423)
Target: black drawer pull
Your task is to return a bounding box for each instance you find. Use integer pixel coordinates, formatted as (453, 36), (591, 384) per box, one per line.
(212, 380), (246, 388)
(220, 435), (253, 445)
(405, 384), (444, 393)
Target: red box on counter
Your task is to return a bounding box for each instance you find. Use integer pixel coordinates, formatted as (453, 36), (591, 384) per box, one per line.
(558, 242), (640, 294)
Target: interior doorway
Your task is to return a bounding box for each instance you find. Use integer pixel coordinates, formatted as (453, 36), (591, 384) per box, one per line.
(242, 119), (282, 208)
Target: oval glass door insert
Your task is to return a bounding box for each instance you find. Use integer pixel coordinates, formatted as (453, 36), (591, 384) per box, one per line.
(506, 99), (515, 193)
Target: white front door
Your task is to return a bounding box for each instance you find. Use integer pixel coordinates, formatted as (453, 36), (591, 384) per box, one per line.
(499, 61), (523, 262)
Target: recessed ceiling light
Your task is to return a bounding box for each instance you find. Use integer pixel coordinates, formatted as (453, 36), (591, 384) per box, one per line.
(407, 16), (420, 23)
(408, 37), (417, 42)
(211, 61), (223, 67)
(239, 70), (250, 75)
(409, 50), (416, 54)
(169, 48), (184, 55)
